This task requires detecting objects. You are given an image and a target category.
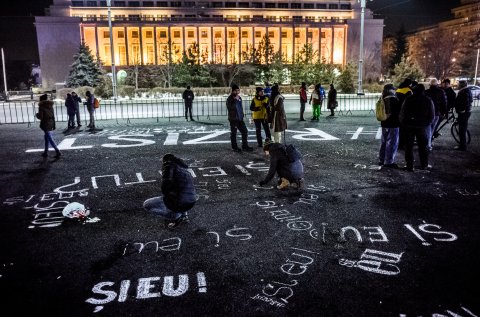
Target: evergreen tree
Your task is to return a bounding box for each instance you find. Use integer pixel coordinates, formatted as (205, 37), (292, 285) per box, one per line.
(337, 62), (355, 93)
(65, 42), (103, 88)
(389, 25), (408, 72)
(391, 55), (424, 87)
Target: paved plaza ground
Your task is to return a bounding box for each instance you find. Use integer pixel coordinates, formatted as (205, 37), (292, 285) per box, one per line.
(0, 111), (479, 316)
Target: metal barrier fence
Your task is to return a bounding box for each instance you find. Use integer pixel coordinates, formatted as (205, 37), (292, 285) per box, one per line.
(1, 94), (479, 125)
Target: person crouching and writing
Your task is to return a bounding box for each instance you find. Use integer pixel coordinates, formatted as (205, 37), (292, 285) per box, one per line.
(259, 140), (304, 190)
(143, 154), (197, 229)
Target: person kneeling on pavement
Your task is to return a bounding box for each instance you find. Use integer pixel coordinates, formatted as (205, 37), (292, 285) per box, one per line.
(143, 153), (196, 229)
(259, 140), (304, 190)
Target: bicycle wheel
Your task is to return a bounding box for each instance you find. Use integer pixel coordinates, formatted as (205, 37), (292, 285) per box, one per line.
(451, 122), (471, 144)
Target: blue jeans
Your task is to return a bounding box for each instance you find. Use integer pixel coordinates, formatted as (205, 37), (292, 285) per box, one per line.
(379, 127), (399, 165)
(428, 115), (439, 149)
(143, 196), (186, 220)
(44, 131), (59, 152)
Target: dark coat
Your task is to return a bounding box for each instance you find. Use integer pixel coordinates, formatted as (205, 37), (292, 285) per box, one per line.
(400, 93), (435, 127)
(381, 95), (401, 128)
(72, 94), (82, 110)
(226, 94), (244, 121)
(454, 87), (473, 113)
(85, 94), (95, 112)
(271, 94), (287, 132)
(36, 100), (56, 131)
(327, 88), (337, 109)
(442, 87), (456, 111)
(425, 86), (447, 116)
(182, 89), (194, 105)
(263, 143), (304, 184)
(161, 156), (196, 213)
(65, 96), (76, 116)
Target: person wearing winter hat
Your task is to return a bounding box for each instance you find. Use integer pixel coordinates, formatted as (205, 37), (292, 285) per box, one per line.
(226, 83), (253, 152)
(143, 153), (196, 229)
(250, 86), (271, 147)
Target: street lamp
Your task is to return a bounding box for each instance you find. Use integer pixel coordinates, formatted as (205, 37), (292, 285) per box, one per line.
(106, 0), (118, 100)
(1, 48), (7, 101)
(357, 0), (368, 95)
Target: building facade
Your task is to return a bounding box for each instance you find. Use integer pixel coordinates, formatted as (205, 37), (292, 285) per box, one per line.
(387, 0), (480, 79)
(35, 0), (383, 89)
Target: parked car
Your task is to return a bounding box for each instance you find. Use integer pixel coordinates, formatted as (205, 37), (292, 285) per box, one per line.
(467, 85), (480, 100)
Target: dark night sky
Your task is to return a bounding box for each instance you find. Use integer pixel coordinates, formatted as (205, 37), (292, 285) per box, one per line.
(0, 0), (461, 63)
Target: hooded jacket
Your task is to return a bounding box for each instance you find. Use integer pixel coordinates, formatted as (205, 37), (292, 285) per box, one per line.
(271, 94), (287, 132)
(36, 100), (56, 131)
(161, 155), (196, 213)
(262, 143), (304, 184)
(381, 90), (401, 128)
(400, 90), (434, 127)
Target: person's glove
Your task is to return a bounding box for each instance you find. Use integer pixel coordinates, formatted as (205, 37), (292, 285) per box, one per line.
(259, 180), (266, 187)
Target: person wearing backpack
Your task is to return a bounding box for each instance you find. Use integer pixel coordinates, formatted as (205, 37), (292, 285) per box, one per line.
(182, 85), (195, 121)
(399, 84), (435, 171)
(259, 140), (304, 190)
(378, 84), (401, 168)
(84, 90), (95, 129)
(143, 153), (196, 229)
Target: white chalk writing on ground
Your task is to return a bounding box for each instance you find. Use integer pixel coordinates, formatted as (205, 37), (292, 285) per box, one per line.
(254, 247), (318, 307)
(339, 249), (404, 276)
(24, 128), (383, 153)
(85, 272), (207, 313)
(399, 305), (478, 317)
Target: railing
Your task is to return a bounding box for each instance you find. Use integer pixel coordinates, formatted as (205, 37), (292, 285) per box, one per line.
(1, 94), (478, 125)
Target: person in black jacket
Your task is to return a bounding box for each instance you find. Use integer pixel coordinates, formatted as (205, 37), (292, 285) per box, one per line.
(378, 84), (401, 168)
(226, 83), (253, 152)
(182, 86), (195, 121)
(399, 84), (435, 171)
(425, 78), (447, 151)
(36, 94), (61, 158)
(453, 80), (473, 151)
(65, 93), (76, 129)
(143, 153), (197, 229)
(71, 92), (82, 127)
(259, 140), (304, 190)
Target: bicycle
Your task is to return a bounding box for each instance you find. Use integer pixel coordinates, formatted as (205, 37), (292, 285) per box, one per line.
(432, 110), (471, 144)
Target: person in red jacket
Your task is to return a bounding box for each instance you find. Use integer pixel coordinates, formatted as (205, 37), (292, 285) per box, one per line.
(299, 82), (307, 121)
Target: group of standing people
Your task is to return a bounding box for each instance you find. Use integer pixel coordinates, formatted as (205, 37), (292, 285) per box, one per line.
(300, 82), (337, 120)
(378, 78), (473, 172)
(64, 90), (96, 130)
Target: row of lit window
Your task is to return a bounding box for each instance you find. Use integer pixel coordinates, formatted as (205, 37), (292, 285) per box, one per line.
(71, 1), (351, 10)
(101, 29), (329, 39)
(79, 14), (345, 22)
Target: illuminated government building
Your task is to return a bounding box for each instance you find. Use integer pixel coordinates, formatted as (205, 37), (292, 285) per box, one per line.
(35, 0), (383, 88)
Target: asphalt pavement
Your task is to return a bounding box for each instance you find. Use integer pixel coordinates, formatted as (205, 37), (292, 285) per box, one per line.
(1, 110), (479, 317)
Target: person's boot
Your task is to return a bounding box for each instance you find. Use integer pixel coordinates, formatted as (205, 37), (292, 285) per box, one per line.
(55, 151), (62, 158)
(190, 117), (195, 121)
(41, 151), (48, 157)
(277, 178), (290, 190)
